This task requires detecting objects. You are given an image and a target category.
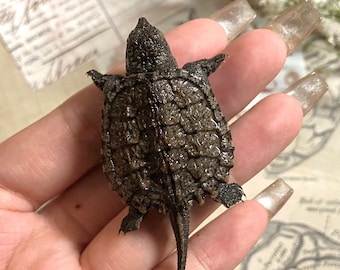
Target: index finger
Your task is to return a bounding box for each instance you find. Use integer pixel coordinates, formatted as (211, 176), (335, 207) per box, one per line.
(0, 19), (228, 211)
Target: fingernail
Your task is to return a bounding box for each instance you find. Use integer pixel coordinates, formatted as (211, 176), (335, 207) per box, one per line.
(210, 0), (256, 41)
(284, 71), (328, 116)
(264, 1), (321, 55)
(254, 178), (293, 220)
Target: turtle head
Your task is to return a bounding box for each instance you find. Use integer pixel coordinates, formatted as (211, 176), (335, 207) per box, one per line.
(126, 17), (177, 75)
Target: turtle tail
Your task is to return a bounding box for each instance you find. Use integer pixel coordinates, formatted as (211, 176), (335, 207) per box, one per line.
(169, 206), (190, 270)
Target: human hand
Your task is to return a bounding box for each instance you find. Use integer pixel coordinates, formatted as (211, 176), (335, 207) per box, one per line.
(0, 3), (324, 269)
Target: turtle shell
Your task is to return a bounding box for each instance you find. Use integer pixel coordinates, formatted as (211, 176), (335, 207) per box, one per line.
(88, 17), (244, 270)
(101, 69), (234, 214)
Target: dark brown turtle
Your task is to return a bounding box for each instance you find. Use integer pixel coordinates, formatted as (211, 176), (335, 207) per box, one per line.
(87, 17), (244, 270)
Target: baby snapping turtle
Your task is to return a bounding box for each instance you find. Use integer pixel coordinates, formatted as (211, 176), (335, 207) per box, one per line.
(87, 17), (244, 270)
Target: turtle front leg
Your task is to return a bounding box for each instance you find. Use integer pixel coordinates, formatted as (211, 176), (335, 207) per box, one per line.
(214, 182), (245, 208)
(87, 69), (124, 95)
(182, 54), (225, 77)
(119, 206), (146, 234)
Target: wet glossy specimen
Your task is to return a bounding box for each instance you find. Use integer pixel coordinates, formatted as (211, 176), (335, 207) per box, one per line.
(87, 17), (244, 270)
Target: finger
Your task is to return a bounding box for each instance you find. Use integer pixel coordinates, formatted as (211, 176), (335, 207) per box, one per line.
(156, 200), (268, 270)
(230, 93), (303, 184)
(0, 86), (102, 211)
(212, 29), (287, 119)
(77, 93), (302, 269)
(166, 18), (228, 67)
(0, 19), (228, 211)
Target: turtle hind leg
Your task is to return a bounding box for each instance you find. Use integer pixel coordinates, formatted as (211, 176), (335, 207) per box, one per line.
(119, 206), (146, 234)
(182, 54), (225, 78)
(214, 182), (245, 208)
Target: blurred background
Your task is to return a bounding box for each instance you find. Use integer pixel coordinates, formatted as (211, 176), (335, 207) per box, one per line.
(1, 0), (339, 269)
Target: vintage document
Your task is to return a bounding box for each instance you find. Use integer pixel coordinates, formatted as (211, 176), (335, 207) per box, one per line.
(0, 0), (117, 89)
(0, 0), (185, 90)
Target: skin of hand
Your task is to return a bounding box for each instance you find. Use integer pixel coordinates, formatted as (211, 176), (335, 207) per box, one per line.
(0, 19), (302, 270)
